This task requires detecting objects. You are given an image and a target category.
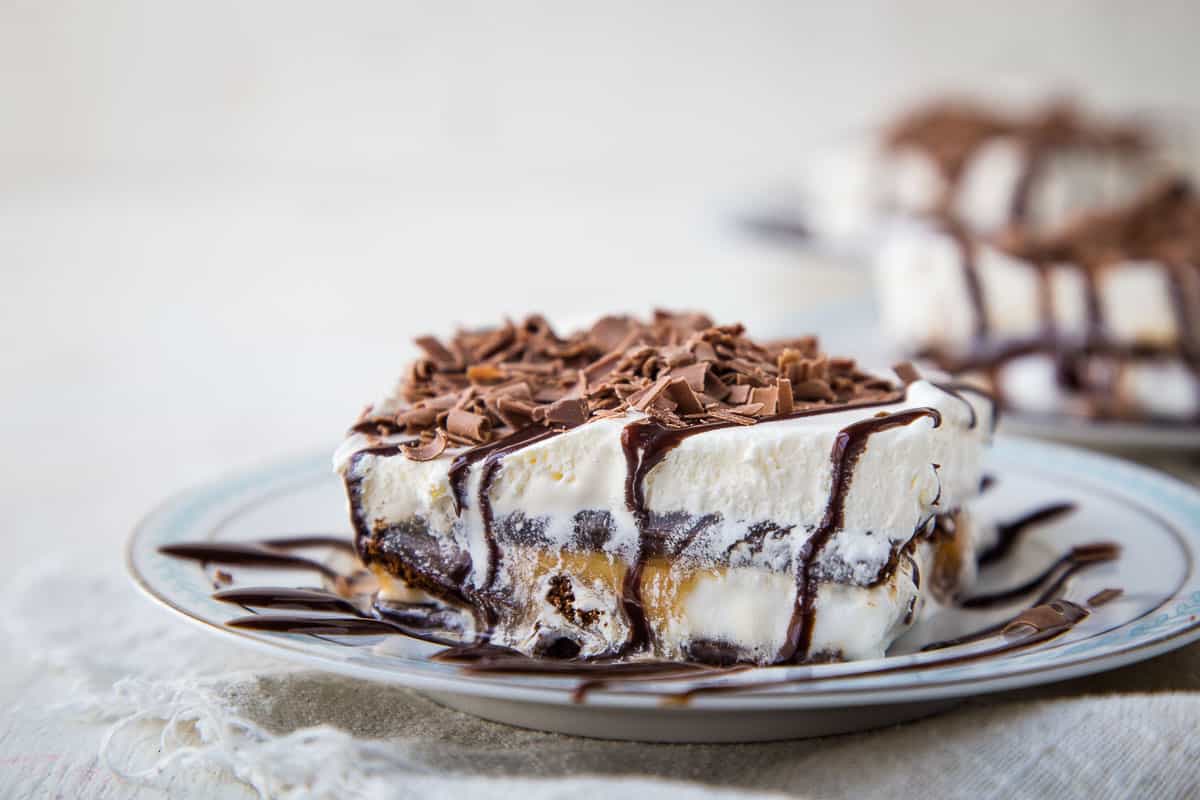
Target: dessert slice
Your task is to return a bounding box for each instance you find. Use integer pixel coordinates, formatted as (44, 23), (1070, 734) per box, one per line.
(336, 313), (993, 665)
(876, 178), (1200, 422)
(805, 98), (1157, 244)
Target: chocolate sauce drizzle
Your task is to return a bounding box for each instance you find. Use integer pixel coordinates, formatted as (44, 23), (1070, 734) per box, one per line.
(978, 502), (1077, 566)
(945, 222), (990, 339)
(160, 514), (1117, 703)
(347, 374), (993, 661)
(159, 542), (342, 579)
(960, 542), (1119, 609)
(779, 408), (942, 662)
(615, 395), (926, 659)
(156, 376), (1115, 696)
(214, 586), (362, 614)
(920, 542), (1118, 651)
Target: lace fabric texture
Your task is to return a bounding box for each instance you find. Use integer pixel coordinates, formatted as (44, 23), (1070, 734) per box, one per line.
(6, 556), (1200, 800)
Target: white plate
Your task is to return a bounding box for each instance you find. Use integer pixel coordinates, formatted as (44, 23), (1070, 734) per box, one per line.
(127, 439), (1200, 742)
(761, 299), (1200, 454)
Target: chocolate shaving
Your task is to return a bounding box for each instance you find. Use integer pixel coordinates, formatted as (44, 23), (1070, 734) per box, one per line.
(362, 311), (901, 460)
(726, 384), (752, 405)
(415, 335), (460, 367)
(1087, 588), (1123, 608)
(631, 375), (675, 412)
(665, 378), (705, 415)
(776, 378), (795, 414)
(792, 379), (836, 402)
(542, 397), (588, 428)
(401, 430), (448, 461)
(668, 361), (709, 392)
(446, 409), (491, 443)
(466, 364), (508, 385)
(1012, 178), (1200, 269)
(750, 386), (779, 416)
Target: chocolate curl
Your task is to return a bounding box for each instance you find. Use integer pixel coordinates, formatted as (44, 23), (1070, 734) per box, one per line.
(414, 335), (460, 368)
(776, 378), (795, 414)
(708, 408), (758, 426)
(630, 375), (674, 412)
(667, 361), (709, 393)
(542, 397), (588, 428)
(664, 377), (705, 415)
(582, 349), (623, 385)
(401, 430), (448, 462)
(446, 408), (492, 443)
(493, 396), (536, 430)
(726, 384), (752, 405)
(792, 379), (836, 402)
(398, 405), (440, 433)
(749, 386), (779, 416)
(588, 315), (638, 352)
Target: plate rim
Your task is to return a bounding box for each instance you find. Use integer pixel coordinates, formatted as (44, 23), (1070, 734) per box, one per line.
(126, 437), (1200, 711)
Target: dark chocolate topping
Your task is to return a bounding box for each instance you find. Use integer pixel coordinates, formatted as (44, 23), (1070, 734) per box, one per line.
(886, 99), (1148, 203)
(778, 407), (942, 662)
(352, 311), (904, 461)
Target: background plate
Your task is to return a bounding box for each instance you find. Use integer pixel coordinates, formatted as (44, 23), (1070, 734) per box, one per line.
(763, 298), (1200, 454)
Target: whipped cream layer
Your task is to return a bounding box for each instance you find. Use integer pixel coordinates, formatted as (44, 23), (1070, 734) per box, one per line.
(339, 379), (992, 663)
(874, 220), (1200, 421)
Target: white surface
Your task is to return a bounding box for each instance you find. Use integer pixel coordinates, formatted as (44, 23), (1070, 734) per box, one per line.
(6, 1), (1200, 797)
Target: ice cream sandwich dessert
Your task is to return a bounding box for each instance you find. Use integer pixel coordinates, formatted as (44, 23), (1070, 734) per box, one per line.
(876, 178), (1200, 422)
(336, 312), (994, 665)
(805, 98), (1158, 245)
